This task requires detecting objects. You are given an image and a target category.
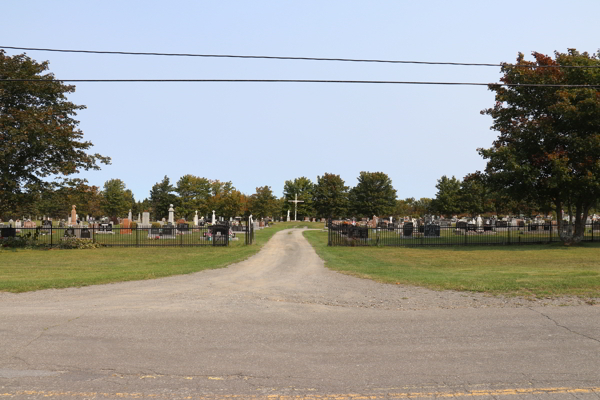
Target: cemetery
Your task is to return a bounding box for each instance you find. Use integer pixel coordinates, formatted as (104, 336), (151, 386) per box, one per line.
(0, 205), (258, 248)
(327, 214), (600, 247)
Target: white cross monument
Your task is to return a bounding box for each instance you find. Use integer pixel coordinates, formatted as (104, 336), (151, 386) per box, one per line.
(288, 194), (304, 222)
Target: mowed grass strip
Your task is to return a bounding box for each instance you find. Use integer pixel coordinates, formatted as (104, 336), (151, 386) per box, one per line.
(303, 230), (600, 298)
(0, 221), (314, 293)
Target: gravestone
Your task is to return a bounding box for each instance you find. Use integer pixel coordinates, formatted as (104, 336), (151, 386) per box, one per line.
(456, 221), (468, 230)
(121, 218), (132, 234)
(41, 220), (52, 234)
(1, 226), (16, 238)
(424, 224), (440, 237)
(64, 228), (75, 237)
(403, 222), (414, 237)
(80, 227), (91, 239)
(178, 223), (190, 233)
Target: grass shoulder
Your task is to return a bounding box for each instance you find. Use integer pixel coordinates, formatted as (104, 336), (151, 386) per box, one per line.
(0, 221), (303, 293)
(302, 230), (600, 299)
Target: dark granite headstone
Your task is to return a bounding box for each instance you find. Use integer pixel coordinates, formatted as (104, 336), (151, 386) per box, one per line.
(1, 227), (16, 238)
(178, 223), (189, 232)
(150, 227), (161, 235)
(162, 227), (173, 236)
(424, 224), (440, 237)
(80, 228), (91, 239)
(496, 221), (508, 228)
(456, 221), (467, 230)
(403, 222), (414, 237)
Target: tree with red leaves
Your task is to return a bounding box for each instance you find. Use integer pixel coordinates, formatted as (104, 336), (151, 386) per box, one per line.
(479, 49), (600, 243)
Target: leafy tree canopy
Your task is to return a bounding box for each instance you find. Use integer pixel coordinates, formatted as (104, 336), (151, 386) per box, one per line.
(479, 49), (600, 243)
(283, 177), (315, 218)
(349, 171), (397, 217)
(313, 173), (349, 218)
(102, 179), (133, 219)
(0, 51), (110, 215)
(175, 175), (211, 220)
(149, 176), (177, 220)
(431, 175), (462, 217)
(249, 186), (277, 220)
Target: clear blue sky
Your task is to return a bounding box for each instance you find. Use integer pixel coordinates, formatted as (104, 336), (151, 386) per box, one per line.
(2, 0), (599, 201)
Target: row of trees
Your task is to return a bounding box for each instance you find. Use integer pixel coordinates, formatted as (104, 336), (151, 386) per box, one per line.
(2, 49), (598, 242)
(3, 171), (400, 222)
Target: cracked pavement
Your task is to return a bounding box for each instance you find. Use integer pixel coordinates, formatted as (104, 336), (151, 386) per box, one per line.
(0, 228), (599, 399)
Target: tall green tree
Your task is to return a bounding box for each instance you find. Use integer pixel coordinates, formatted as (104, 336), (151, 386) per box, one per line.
(149, 176), (177, 220)
(283, 177), (315, 219)
(349, 171), (397, 217)
(102, 179), (132, 218)
(248, 186), (277, 219)
(175, 175), (211, 220)
(0, 51), (110, 215)
(480, 49), (600, 243)
(459, 172), (490, 217)
(430, 175), (462, 217)
(312, 173), (349, 218)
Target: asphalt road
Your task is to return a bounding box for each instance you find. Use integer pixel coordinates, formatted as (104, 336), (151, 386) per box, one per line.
(0, 228), (599, 399)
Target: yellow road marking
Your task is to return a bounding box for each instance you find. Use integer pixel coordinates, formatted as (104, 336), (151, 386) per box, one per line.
(0, 387), (598, 398)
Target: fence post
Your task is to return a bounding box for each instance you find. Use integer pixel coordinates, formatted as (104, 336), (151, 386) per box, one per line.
(50, 224), (53, 247)
(136, 226), (139, 247)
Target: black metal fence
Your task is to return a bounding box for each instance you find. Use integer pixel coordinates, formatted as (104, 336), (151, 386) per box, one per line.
(328, 221), (600, 247)
(0, 223), (242, 247)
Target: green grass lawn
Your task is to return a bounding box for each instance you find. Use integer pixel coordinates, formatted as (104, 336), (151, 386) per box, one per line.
(303, 230), (600, 298)
(0, 221), (315, 293)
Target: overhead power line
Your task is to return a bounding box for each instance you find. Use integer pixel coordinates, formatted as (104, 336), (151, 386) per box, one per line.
(1, 78), (598, 87)
(1, 45), (599, 69)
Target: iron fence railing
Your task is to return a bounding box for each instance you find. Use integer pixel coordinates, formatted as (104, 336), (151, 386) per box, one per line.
(327, 221), (600, 247)
(0, 223), (245, 247)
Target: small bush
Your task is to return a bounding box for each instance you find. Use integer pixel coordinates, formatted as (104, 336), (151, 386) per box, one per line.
(151, 222), (161, 228)
(59, 238), (103, 249)
(1, 231), (39, 249)
(130, 221), (138, 229)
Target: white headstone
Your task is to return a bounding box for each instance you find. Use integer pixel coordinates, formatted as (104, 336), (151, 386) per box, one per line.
(193, 211), (199, 226)
(128, 209), (132, 220)
(137, 213), (141, 223)
(142, 212), (150, 226)
(168, 204), (174, 224)
(287, 210), (290, 222)
(476, 215), (483, 227)
(212, 210), (216, 225)
(68, 216), (72, 224)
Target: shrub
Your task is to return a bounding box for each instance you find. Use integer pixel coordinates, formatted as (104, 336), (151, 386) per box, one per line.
(58, 238), (103, 249)
(130, 221), (138, 229)
(151, 222), (161, 228)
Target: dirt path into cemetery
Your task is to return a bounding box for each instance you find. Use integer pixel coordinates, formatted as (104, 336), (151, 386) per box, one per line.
(1, 228), (599, 399)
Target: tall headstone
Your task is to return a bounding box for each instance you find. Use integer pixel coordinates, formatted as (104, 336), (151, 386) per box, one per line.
(194, 211), (199, 226)
(128, 209), (132, 220)
(137, 213), (141, 223)
(142, 212), (150, 227)
(168, 204), (174, 225)
(71, 205), (77, 226)
(287, 210), (290, 222)
(212, 210), (216, 225)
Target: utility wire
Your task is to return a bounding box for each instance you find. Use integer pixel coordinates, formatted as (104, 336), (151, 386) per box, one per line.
(1, 45), (599, 69)
(1, 78), (599, 87)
